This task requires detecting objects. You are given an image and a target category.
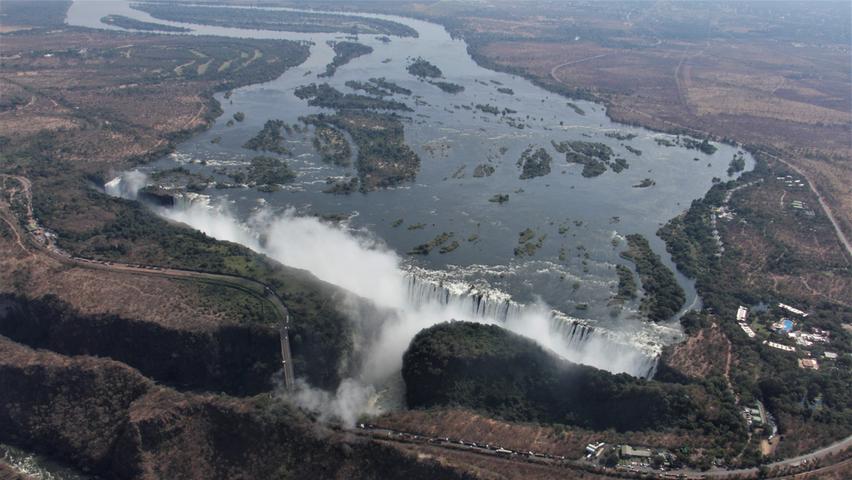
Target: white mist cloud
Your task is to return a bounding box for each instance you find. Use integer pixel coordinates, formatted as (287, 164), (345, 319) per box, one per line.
(105, 170), (148, 200)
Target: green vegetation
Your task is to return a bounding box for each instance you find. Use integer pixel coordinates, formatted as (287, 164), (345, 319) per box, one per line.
(566, 102), (585, 115)
(473, 164), (495, 177)
(407, 223), (426, 230)
(475, 103), (500, 115)
(294, 83), (412, 111)
(409, 232), (454, 255)
(682, 137), (718, 155)
(133, 3), (418, 37)
(320, 41), (373, 78)
(514, 228), (545, 257)
(634, 178), (656, 188)
(605, 132), (637, 141)
(625, 145), (643, 156)
(611, 157), (629, 173)
(302, 111), (420, 190)
(243, 119), (290, 155)
(100, 15), (190, 32)
(345, 80), (390, 97)
(614, 264), (638, 300)
(439, 240), (460, 254)
(620, 234), (685, 322)
(391, 218), (404, 228)
(312, 126), (351, 167)
(552, 140), (620, 177)
(233, 111), (245, 122)
(496, 87), (514, 95)
(406, 57), (442, 78)
(229, 156), (295, 189)
(323, 176), (358, 195)
(369, 77), (411, 95)
(517, 145), (552, 179)
(655, 138), (676, 147)
(727, 151), (746, 176)
(429, 81), (465, 94)
(488, 193), (509, 203)
(402, 322), (743, 435)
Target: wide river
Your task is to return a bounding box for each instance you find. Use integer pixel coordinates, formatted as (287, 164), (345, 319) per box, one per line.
(67, 1), (753, 381)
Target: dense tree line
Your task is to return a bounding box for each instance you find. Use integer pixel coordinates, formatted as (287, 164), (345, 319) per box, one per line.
(620, 234), (685, 322)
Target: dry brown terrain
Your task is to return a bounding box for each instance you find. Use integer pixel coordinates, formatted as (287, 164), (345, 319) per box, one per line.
(661, 323), (730, 379)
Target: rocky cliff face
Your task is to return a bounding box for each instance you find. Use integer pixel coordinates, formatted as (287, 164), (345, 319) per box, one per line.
(0, 336), (472, 479)
(0, 295), (280, 396)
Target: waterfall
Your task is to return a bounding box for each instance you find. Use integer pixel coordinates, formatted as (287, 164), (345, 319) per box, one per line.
(404, 272), (660, 378)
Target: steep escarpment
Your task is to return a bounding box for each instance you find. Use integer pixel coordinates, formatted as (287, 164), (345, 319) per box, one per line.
(0, 294), (279, 396)
(402, 322), (741, 435)
(0, 337), (472, 480)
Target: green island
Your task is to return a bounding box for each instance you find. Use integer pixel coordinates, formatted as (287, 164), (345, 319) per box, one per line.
(605, 132), (638, 141)
(228, 156), (296, 190)
(619, 234), (685, 322)
(475, 103), (501, 115)
(429, 81), (465, 94)
(614, 264), (638, 300)
(625, 145), (643, 156)
(488, 193), (509, 203)
(402, 322), (743, 435)
(311, 125), (352, 167)
(409, 232), (454, 255)
(320, 41), (373, 78)
(633, 178), (656, 188)
(302, 111), (420, 190)
(406, 57), (442, 78)
(323, 176), (358, 195)
(369, 77), (412, 95)
(345, 80), (391, 97)
(243, 119), (291, 155)
(100, 15), (190, 32)
(514, 228), (545, 257)
(294, 83), (413, 111)
(233, 111), (245, 122)
(473, 164), (495, 177)
(516, 145), (552, 179)
(727, 151), (746, 176)
(496, 87), (514, 95)
(611, 157), (630, 173)
(147, 167), (212, 195)
(551, 140), (619, 177)
(682, 137), (718, 155)
(566, 102), (585, 115)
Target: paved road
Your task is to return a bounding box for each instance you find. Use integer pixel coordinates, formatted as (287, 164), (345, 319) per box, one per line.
(0, 174), (296, 390)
